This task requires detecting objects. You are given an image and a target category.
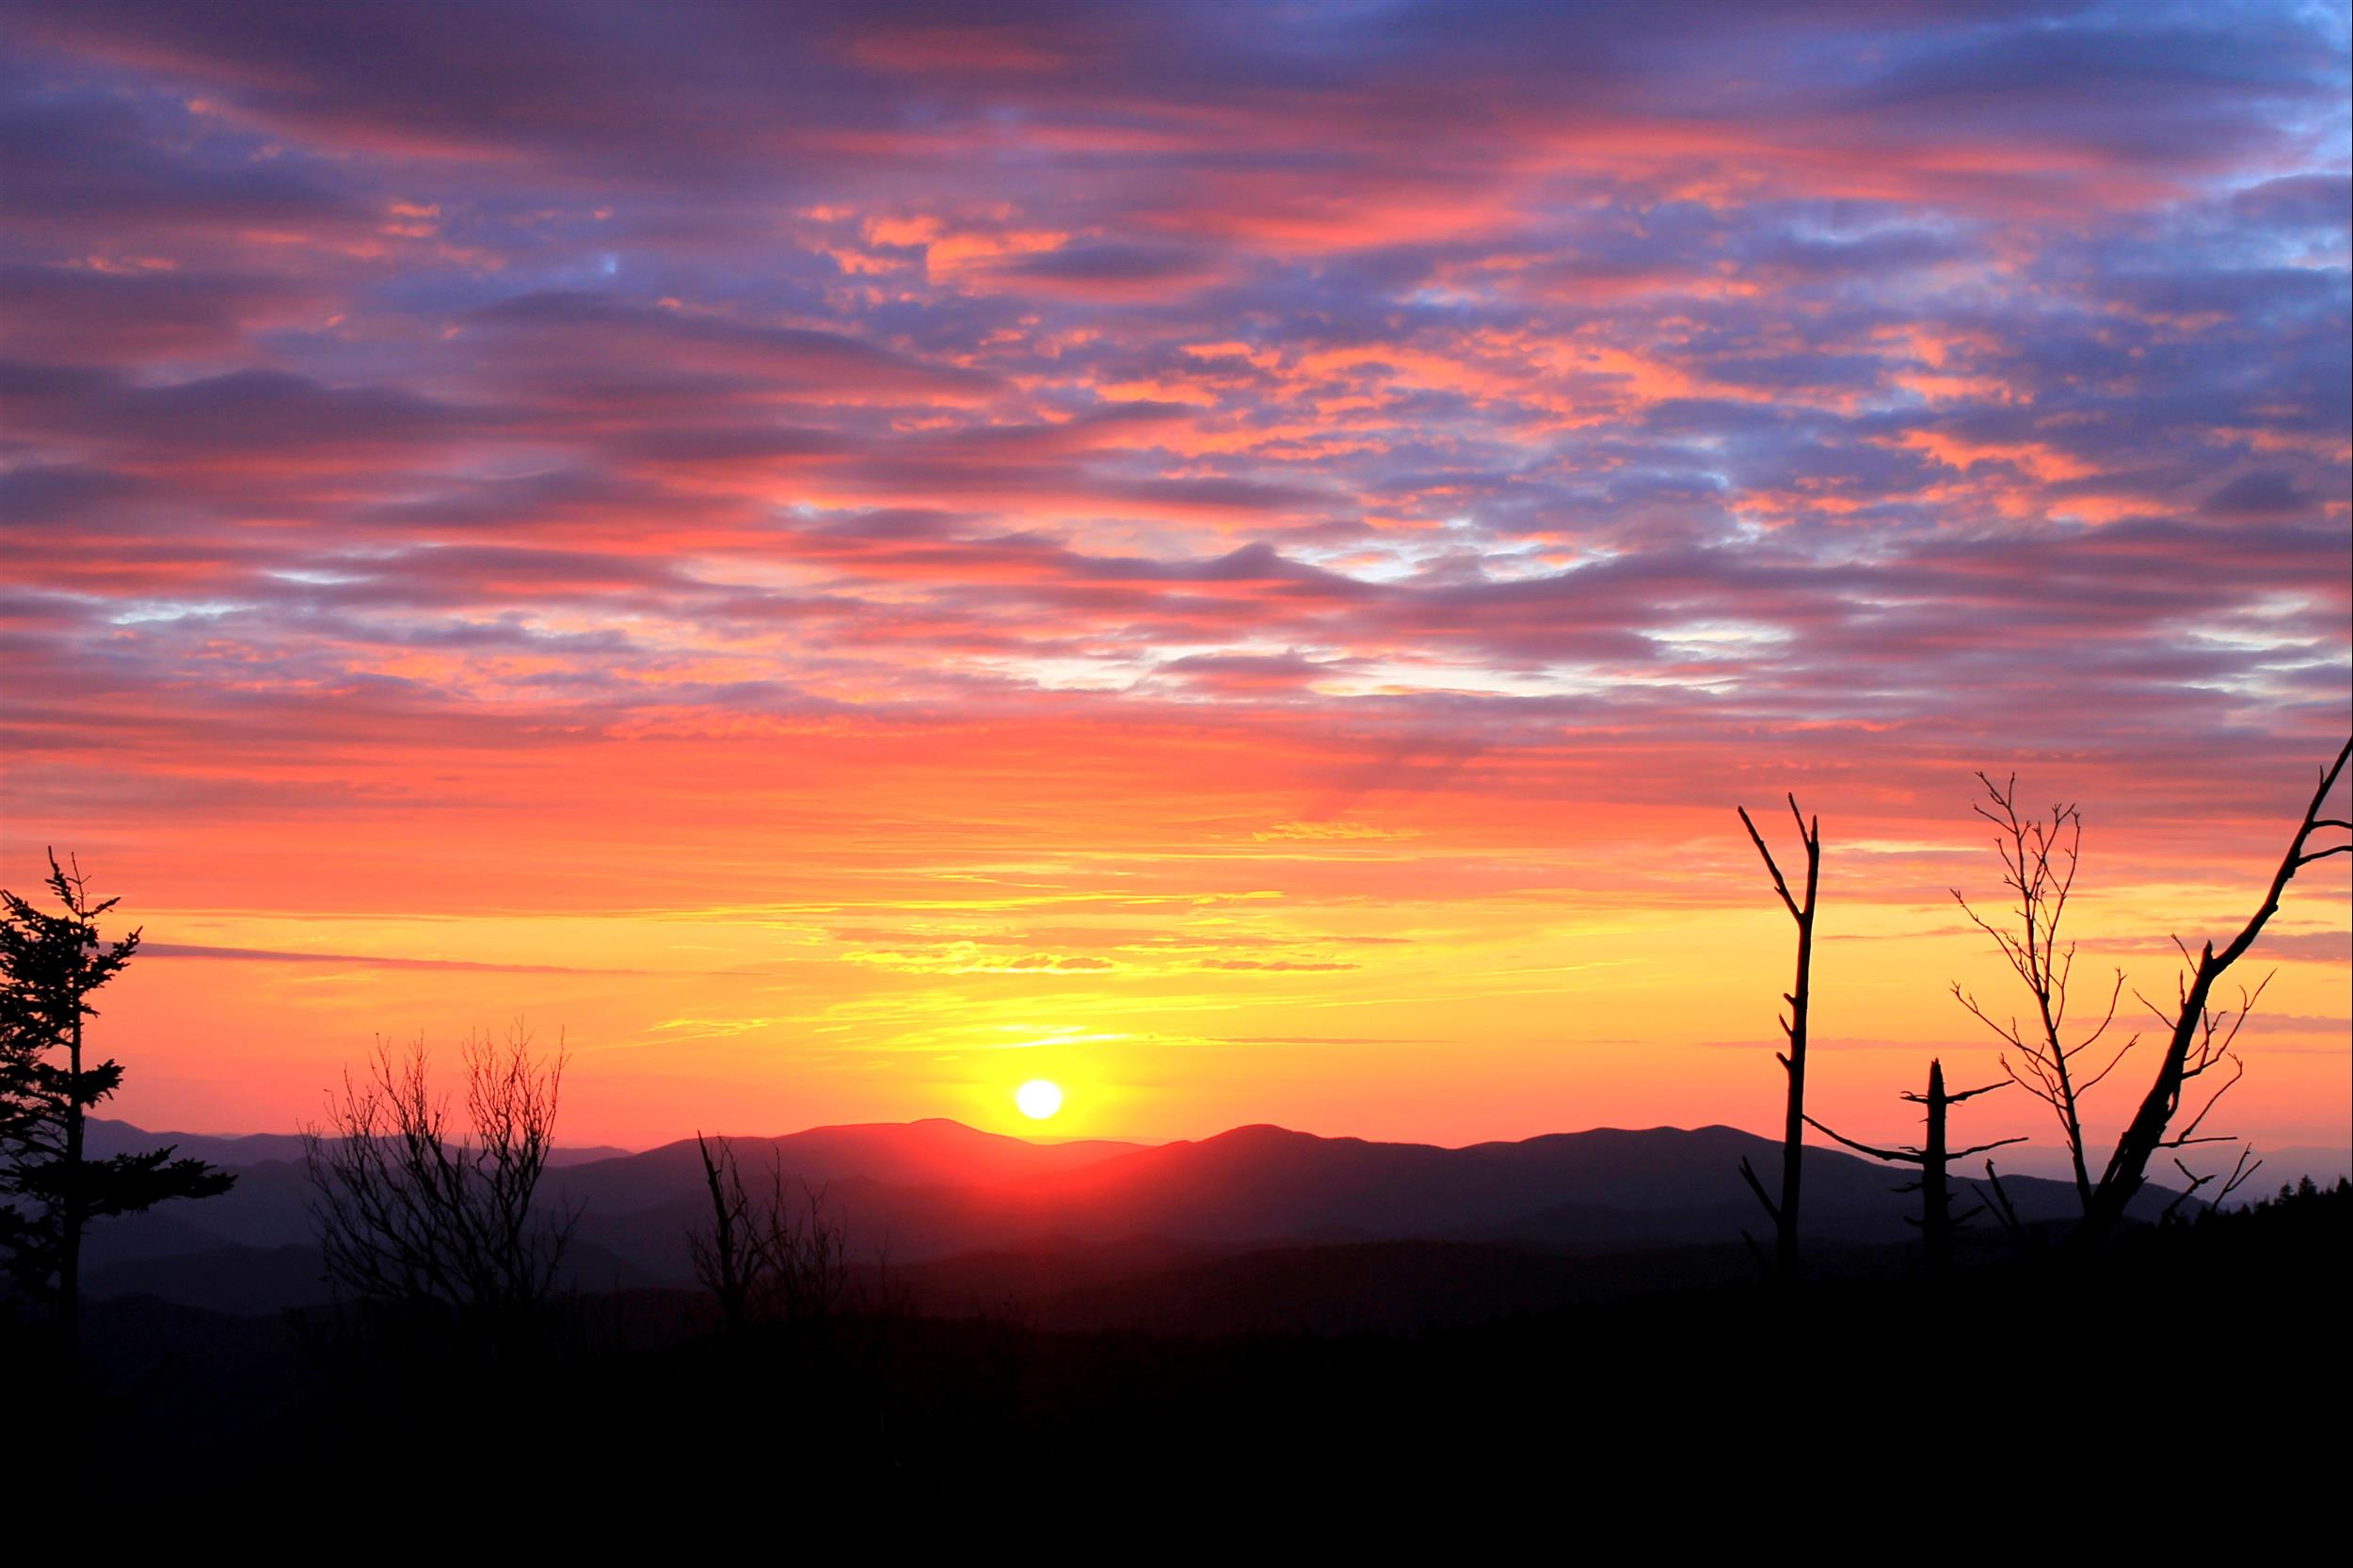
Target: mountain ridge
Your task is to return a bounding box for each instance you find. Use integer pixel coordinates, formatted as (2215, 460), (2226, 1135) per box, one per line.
(78, 1112), (2217, 1319)
(84, 1116), (631, 1170)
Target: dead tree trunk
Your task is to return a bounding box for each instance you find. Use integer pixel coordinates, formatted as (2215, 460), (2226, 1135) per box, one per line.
(2075, 737), (2350, 1247)
(1736, 794), (1819, 1281)
(1917, 1060), (1955, 1275)
(1808, 1059), (2021, 1282)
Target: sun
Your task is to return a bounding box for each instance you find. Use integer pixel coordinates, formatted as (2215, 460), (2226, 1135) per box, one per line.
(1015, 1079), (1064, 1121)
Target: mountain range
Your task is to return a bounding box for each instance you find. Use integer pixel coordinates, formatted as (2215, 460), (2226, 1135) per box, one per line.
(72, 1112), (2328, 1326)
(81, 1118), (632, 1171)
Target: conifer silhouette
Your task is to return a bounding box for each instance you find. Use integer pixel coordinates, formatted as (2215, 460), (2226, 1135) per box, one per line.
(1, 852), (233, 1355)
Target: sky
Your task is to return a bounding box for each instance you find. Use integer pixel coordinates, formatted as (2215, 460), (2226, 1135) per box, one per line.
(1, 0), (2347, 1160)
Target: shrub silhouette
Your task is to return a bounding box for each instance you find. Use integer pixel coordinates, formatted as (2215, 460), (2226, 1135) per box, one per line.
(690, 1131), (856, 1332)
(301, 1026), (576, 1356)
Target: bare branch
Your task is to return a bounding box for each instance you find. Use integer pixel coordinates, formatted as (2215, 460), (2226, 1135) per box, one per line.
(1738, 806), (1801, 922)
(1737, 1155), (1780, 1224)
(301, 1024), (573, 1348)
(2217, 1149), (2264, 1205)
(1973, 1160), (2026, 1249)
(1735, 794), (1821, 1283)
(1802, 1113), (1915, 1164)
(2078, 735), (2352, 1245)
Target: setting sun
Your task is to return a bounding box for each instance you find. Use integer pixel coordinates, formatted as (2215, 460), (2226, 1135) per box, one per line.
(1, 0), (2346, 1509)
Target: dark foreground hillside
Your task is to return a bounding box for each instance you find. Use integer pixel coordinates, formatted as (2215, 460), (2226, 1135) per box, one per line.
(55, 1181), (2349, 1523)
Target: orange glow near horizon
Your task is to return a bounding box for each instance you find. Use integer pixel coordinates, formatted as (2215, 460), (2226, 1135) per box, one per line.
(10, 741), (2345, 1159)
(1, 5), (2346, 1163)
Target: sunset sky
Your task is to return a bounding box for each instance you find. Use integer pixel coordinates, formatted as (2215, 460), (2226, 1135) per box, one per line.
(2, 0), (2346, 1159)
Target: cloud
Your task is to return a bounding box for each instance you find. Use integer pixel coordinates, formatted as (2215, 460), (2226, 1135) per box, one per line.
(0, 2), (2345, 1133)
(140, 942), (650, 975)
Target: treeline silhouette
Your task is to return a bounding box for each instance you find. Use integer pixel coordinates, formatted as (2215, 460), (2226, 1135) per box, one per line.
(7, 741), (2348, 1504)
(47, 1175), (2353, 1509)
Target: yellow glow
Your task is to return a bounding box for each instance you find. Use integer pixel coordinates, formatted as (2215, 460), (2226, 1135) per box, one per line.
(1016, 1079), (1064, 1120)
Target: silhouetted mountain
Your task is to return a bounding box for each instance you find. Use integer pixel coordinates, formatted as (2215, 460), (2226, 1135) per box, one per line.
(82, 1115), (2191, 1318)
(890, 1235), (1817, 1332)
(84, 1116), (630, 1169)
(83, 1243), (335, 1317)
(84, 1235), (662, 1316)
(1989, 1140), (2348, 1192)
(80, 1157), (316, 1268)
(2249, 1145), (2352, 1187)
(550, 1117), (1140, 1213)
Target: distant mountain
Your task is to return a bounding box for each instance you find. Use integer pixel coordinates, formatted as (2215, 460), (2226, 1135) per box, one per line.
(2247, 1146), (2352, 1188)
(83, 1243), (339, 1317)
(84, 1116), (631, 1170)
(79, 1115), (2191, 1320)
(82, 1156), (316, 1267)
(82, 1237), (663, 1317)
(1986, 1141), (2349, 1193)
(552, 1118), (1141, 1211)
(703, 1120), (2171, 1260)
(889, 1234), (1821, 1333)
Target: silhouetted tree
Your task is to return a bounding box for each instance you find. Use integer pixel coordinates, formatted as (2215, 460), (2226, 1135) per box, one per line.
(1950, 776), (2134, 1210)
(1953, 740), (2348, 1246)
(1974, 1156), (2028, 1249)
(1806, 1059), (2023, 1281)
(301, 1026), (576, 1352)
(0, 851), (232, 1353)
(2158, 1145), (2262, 1223)
(2101, 742), (2340, 1246)
(692, 1131), (760, 1334)
(1735, 794), (1819, 1281)
(689, 1132), (852, 1330)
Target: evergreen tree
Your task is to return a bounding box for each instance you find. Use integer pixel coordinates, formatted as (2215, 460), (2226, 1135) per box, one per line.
(1, 851), (233, 1354)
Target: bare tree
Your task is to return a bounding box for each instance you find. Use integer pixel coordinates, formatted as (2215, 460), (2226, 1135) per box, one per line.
(1735, 793), (1819, 1281)
(1952, 739), (2349, 1248)
(2159, 1145), (2264, 1224)
(692, 1132), (761, 1335)
(302, 1026), (576, 1350)
(1951, 776), (2135, 1210)
(689, 1133), (853, 1331)
(2073, 741), (2349, 1241)
(759, 1165), (853, 1324)
(1806, 1059), (2023, 1281)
